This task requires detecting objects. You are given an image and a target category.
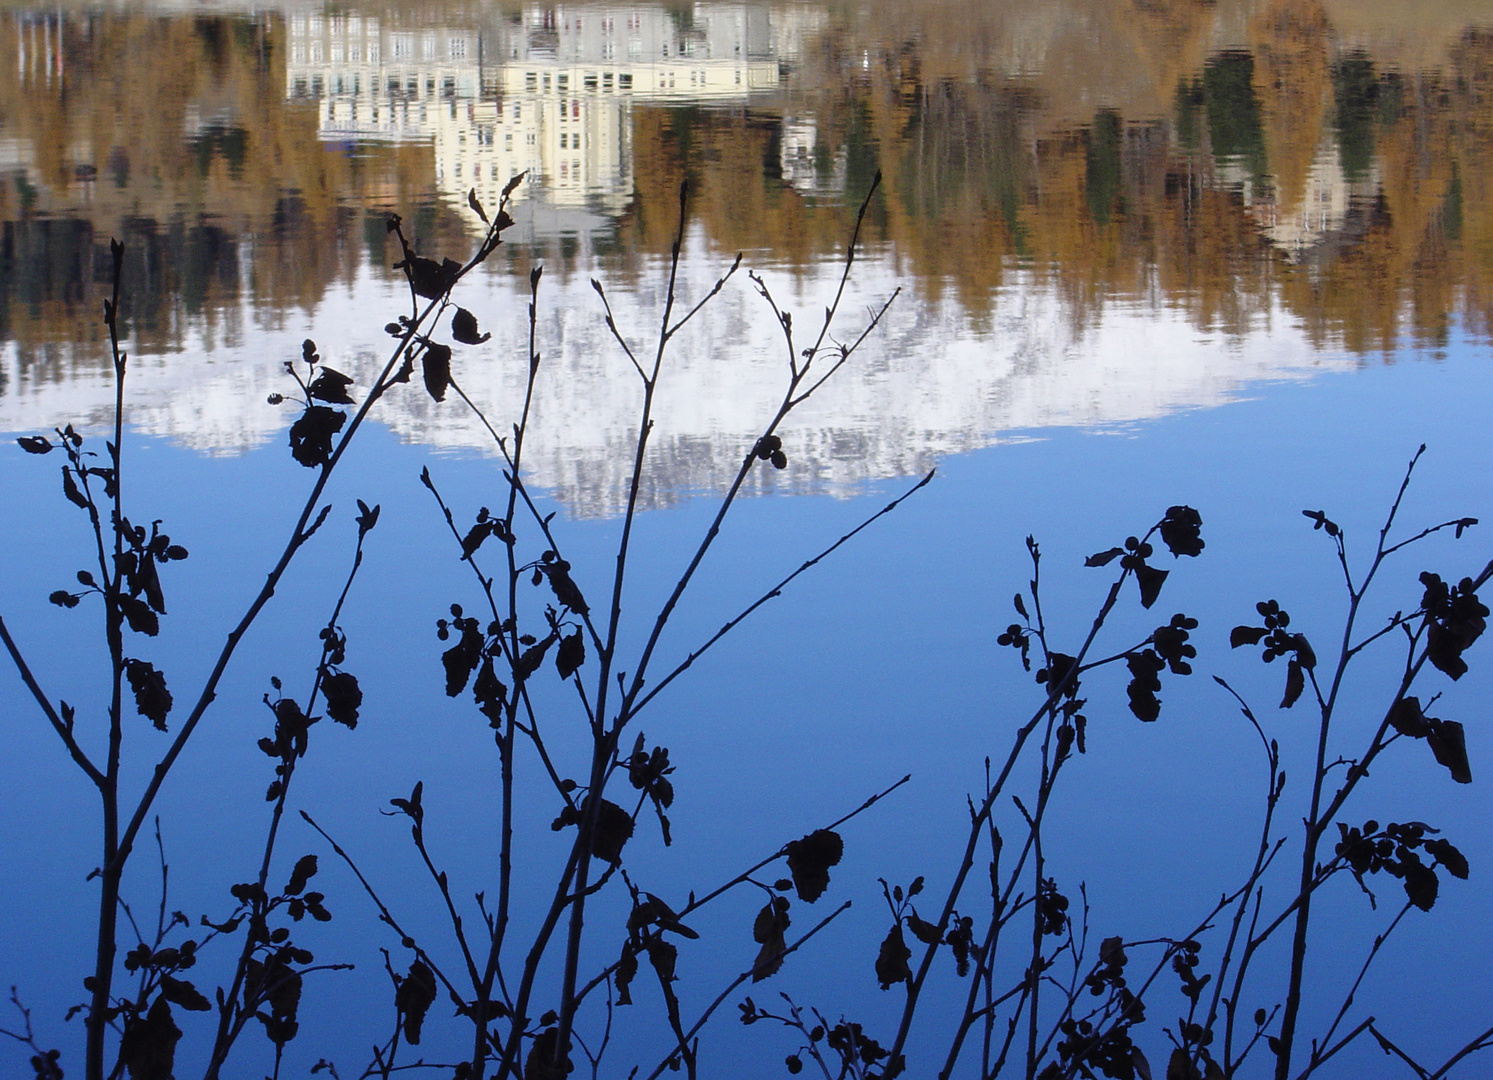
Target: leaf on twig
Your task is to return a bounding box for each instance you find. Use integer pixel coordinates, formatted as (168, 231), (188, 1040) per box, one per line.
(421, 343), (452, 402)
(1387, 696), (1431, 738)
(451, 307), (491, 345)
(1280, 658), (1305, 709)
(286, 855), (319, 896)
(875, 923), (912, 989)
(1134, 563), (1169, 609)
(589, 798), (634, 865)
(399, 256), (461, 300)
(1159, 505), (1205, 557)
(784, 829), (843, 903)
(321, 670), (362, 728)
(467, 188), (489, 223)
(307, 367), (354, 405)
(555, 628), (585, 679)
(752, 897), (791, 981)
(1230, 626), (1268, 648)
(288, 407), (346, 468)
(395, 961), (437, 1044)
(1426, 719), (1472, 784)
(118, 995), (181, 1079)
(61, 466), (89, 509)
(158, 974), (211, 1012)
(1085, 547), (1124, 568)
(120, 595), (160, 636)
(124, 659), (172, 730)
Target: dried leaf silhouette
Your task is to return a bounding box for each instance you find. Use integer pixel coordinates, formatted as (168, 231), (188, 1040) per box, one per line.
(421, 343), (452, 402)
(395, 961), (436, 1044)
(875, 922), (912, 989)
(307, 367), (354, 405)
(784, 829), (844, 902)
(288, 407), (346, 468)
(124, 659), (172, 730)
(452, 307), (491, 345)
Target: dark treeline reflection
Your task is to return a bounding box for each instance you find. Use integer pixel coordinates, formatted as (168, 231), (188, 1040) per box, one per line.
(3, 0), (1492, 370)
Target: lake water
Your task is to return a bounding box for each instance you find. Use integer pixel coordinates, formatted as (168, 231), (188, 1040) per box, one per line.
(3, 2), (1493, 1077)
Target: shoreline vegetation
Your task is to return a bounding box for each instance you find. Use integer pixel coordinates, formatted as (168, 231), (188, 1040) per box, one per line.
(4, 172), (1493, 1079)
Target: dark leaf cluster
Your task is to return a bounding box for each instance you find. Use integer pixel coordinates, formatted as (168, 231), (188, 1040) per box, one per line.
(824, 1022), (894, 1075)
(1124, 614), (1198, 722)
(1044, 1018), (1148, 1080)
(1334, 819), (1468, 911)
(997, 620), (1032, 671)
(1230, 601), (1317, 709)
(1419, 572), (1488, 681)
(1084, 936), (1129, 997)
(1171, 938), (1210, 1003)
(1036, 877), (1070, 937)
(257, 690), (320, 799)
(753, 434), (789, 470)
(1087, 515), (1195, 609)
(617, 890), (698, 1005)
(627, 734), (676, 844)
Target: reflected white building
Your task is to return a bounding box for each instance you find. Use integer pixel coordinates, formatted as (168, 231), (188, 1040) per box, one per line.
(283, 4), (780, 228)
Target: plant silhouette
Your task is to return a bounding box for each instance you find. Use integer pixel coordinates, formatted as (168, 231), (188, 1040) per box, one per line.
(4, 175), (1493, 1080)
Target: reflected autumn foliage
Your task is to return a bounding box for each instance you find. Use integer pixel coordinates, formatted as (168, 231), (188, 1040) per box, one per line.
(2, 0), (1492, 370)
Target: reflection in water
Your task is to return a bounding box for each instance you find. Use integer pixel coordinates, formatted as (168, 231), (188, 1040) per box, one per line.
(0, 1), (1490, 508)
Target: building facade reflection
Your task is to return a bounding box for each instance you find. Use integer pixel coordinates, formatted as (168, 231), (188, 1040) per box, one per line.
(283, 5), (779, 229)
